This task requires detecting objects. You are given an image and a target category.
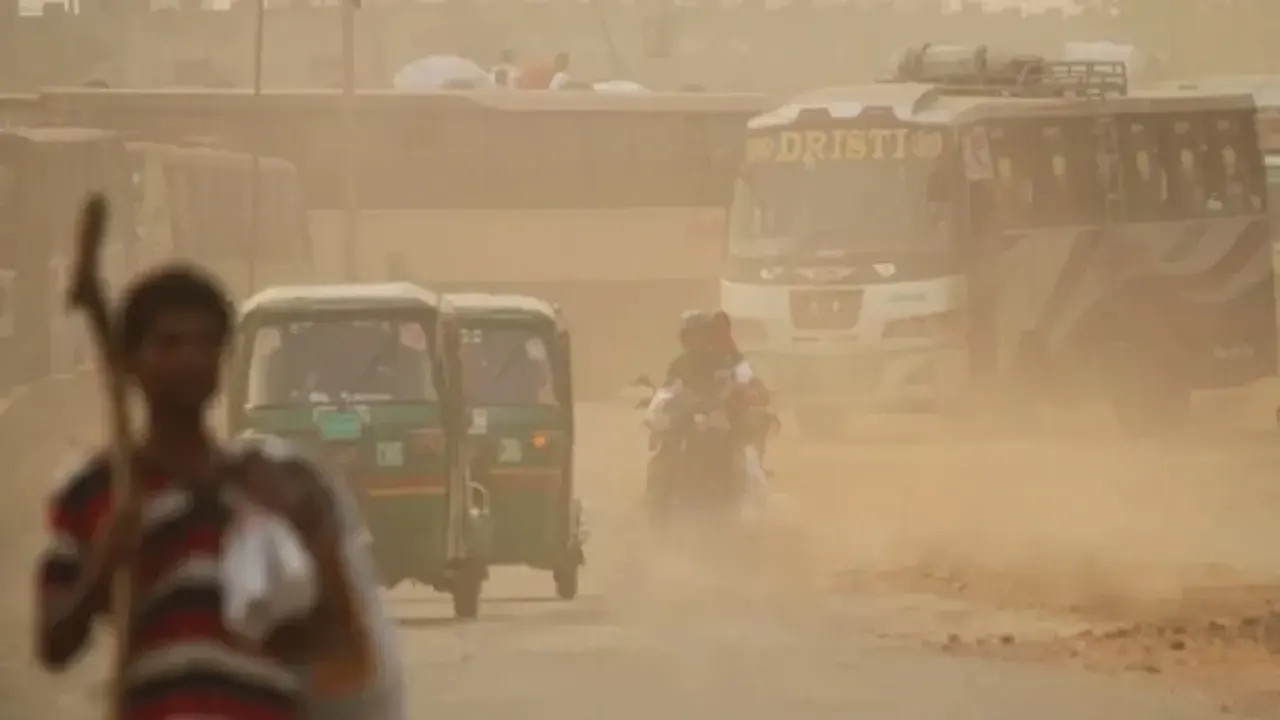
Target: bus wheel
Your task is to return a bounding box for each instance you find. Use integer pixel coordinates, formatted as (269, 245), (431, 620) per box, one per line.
(794, 406), (847, 442)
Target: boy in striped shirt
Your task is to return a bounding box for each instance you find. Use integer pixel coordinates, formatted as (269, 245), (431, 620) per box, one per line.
(36, 265), (405, 720)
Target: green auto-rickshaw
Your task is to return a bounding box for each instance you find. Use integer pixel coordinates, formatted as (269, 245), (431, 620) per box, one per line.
(227, 283), (492, 617)
(449, 293), (585, 600)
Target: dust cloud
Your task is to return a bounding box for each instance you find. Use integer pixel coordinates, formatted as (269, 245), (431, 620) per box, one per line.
(521, 284), (1280, 714)
(615, 385), (1280, 711)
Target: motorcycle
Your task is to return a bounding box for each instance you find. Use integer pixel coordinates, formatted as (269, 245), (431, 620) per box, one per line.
(634, 376), (748, 528)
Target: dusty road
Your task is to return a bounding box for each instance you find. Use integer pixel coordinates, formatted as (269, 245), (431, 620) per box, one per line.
(4, 388), (1279, 718)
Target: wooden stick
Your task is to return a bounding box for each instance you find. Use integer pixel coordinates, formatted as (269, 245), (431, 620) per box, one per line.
(67, 194), (135, 720)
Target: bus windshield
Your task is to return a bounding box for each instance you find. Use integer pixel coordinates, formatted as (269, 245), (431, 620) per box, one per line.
(726, 124), (955, 258)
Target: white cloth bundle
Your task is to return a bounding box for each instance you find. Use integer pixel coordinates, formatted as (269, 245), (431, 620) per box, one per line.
(220, 498), (319, 644)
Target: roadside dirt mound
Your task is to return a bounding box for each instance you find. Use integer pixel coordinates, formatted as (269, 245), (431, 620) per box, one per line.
(746, 427), (1280, 714)
(939, 605), (1280, 717)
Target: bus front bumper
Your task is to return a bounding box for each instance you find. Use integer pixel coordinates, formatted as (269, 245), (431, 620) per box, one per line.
(747, 344), (966, 411)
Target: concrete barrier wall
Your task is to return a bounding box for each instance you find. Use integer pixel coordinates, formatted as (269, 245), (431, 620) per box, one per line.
(302, 208), (723, 397)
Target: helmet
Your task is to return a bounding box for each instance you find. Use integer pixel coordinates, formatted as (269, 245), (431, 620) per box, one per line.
(707, 310), (736, 349)
(678, 310), (710, 347)
(709, 310), (732, 334)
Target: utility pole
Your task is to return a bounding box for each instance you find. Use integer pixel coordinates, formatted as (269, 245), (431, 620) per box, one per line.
(247, 0), (266, 296)
(340, 0), (358, 280)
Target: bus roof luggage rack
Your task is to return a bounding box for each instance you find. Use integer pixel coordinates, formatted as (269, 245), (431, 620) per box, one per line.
(887, 44), (1128, 98)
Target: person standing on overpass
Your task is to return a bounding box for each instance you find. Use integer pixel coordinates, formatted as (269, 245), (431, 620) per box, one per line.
(517, 51), (571, 90)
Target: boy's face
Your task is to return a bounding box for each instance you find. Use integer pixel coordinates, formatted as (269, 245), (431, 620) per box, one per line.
(130, 308), (225, 410)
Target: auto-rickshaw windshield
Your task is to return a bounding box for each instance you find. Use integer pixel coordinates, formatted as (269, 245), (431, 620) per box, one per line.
(244, 316), (437, 407)
(460, 326), (557, 406)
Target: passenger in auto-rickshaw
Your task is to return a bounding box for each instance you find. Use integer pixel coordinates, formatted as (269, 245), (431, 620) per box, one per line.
(460, 328), (556, 406)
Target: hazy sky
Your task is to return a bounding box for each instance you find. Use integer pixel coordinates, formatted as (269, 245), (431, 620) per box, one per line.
(26, 0), (1080, 14)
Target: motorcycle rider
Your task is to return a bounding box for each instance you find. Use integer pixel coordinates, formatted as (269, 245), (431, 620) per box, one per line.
(648, 311), (719, 444)
(706, 311), (773, 505)
(662, 310), (720, 391)
(648, 310), (771, 512)
(645, 311), (726, 514)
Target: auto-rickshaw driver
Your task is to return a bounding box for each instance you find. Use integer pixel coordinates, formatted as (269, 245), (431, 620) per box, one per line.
(461, 327), (555, 406)
(262, 320), (433, 403)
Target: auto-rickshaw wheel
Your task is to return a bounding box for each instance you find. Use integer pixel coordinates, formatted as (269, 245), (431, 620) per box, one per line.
(553, 565), (579, 600)
(451, 565), (484, 619)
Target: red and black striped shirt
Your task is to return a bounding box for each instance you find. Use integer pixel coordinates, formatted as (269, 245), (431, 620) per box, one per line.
(38, 455), (303, 720)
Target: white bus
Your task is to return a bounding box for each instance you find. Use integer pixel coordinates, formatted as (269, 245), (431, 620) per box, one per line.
(725, 46), (1273, 437)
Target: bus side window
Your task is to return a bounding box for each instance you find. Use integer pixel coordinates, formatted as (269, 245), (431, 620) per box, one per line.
(1117, 118), (1170, 221)
(1034, 124), (1070, 223)
(1067, 119), (1106, 224)
(986, 123), (1034, 227)
(1204, 111), (1265, 214)
(1092, 119), (1121, 205)
(984, 120), (1102, 228)
(1032, 120), (1103, 226)
(1158, 115), (1210, 216)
